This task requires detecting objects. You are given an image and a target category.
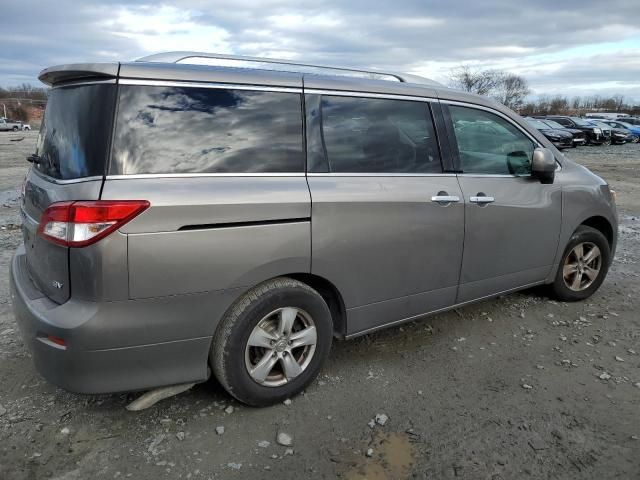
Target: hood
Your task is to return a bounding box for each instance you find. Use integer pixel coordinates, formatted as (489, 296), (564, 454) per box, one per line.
(541, 128), (573, 139)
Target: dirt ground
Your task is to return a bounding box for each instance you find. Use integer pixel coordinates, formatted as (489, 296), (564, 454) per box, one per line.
(0, 131), (638, 480)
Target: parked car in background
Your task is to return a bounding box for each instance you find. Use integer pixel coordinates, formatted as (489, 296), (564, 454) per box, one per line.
(0, 118), (23, 131)
(538, 116), (608, 145)
(601, 120), (640, 143)
(620, 117), (640, 126)
(587, 119), (628, 145)
(585, 112), (629, 120)
(538, 119), (587, 148)
(20, 122), (31, 131)
(11, 53), (618, 406)
(525, 118), (573, 149)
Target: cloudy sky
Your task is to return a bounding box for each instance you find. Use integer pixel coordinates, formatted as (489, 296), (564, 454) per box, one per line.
(2, 0), (639, 101)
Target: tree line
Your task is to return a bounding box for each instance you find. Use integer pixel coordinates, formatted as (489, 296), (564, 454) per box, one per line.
(448, 66), (639, 116)
(0, 84), (48, 121)
(2, 74), (639, 123)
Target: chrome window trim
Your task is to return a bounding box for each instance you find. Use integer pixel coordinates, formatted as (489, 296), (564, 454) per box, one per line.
(118, 78), (302, 94)
(53, 79), (117, 89)
(304, 88), (435, 103)
(307, 172), (456, 177)
(106, 173), (305, 180)
(30, 168), (104, 185)
(457, 173), (529, 178)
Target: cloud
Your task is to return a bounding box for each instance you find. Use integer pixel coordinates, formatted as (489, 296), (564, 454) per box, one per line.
(0, 0), (639, 101)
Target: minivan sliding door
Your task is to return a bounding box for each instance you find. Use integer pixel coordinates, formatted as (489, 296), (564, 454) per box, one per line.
(305, 92), (465, 336)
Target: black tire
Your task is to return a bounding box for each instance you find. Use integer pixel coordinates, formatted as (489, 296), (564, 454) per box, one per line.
(551, 226), (611, 302)
(12, 126), (18, 131)
(211, 277), (333, 406)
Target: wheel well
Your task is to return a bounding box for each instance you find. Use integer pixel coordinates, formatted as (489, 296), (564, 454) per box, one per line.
(580, 216), (613, 247)
(287, 273), (347, 339)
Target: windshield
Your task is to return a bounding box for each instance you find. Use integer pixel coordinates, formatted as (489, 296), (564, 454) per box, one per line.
(35, 84), (116, 180)
(571, 117), (596, 127)
(543, 120), (566, 129)
(526, 118), (550, 130)
(587, 120), (608, 128)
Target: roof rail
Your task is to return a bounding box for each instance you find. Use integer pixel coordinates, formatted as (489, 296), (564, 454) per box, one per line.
(135, 51), (441, 86)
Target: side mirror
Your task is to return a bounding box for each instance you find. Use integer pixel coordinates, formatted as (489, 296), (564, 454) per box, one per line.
(531, 147), (555, 184)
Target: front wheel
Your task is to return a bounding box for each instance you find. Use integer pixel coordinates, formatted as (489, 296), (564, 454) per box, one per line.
(12, 126), (18, 131)
(551, 226), (611, 301)
(211, 277), (333, 406)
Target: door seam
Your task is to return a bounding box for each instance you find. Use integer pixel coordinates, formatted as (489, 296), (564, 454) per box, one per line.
(454, 174), (466, 304)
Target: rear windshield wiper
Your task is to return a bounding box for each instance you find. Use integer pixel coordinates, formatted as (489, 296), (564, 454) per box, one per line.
(27, 154), (42, 165)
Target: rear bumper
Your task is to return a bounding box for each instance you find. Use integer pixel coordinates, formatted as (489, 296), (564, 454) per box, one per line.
(10, 246), (220, 394)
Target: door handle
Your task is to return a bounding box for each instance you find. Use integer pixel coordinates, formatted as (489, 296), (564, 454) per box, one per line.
(470, 195), (495, 204)
(431, 195), (460, 204)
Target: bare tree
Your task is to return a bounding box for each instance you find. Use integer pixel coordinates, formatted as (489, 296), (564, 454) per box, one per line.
(492, 73), (530, 110)
(449, 66), (529, 110)
(613, 95), (625, 112)
(549, 96), (569, 114)
(448, 66), (502, 96)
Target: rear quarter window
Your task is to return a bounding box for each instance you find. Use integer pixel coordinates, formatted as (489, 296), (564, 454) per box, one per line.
(110, 86), (304, 174)
(35, 84), (116, 180)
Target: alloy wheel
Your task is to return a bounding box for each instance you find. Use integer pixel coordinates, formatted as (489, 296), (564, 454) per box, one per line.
(562, 242), (602, 291)
(244, 307), (317, 387)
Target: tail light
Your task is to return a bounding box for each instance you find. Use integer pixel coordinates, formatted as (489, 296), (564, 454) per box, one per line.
(38, 200), (150, 247)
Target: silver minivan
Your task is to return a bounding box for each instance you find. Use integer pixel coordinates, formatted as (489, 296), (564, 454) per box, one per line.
(11, 53), (617, 406)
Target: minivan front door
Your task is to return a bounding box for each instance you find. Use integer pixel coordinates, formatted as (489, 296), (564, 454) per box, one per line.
(445, 104), (562, 302)
(304, 92), (465, 336)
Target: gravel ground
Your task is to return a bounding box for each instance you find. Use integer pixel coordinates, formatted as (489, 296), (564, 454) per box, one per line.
(0, 131), (639, 479)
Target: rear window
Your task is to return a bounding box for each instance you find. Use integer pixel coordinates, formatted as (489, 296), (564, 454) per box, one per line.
(35, 84), (116, 180)
(110, 86), (304, 174)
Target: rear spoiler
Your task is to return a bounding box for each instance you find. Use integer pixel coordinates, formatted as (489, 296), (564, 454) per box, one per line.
(38, 63), (120, 86)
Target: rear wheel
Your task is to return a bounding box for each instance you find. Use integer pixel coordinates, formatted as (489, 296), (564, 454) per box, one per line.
(211, 277), (333, 406)
(551, 226), (610, 301)
(12, 126), (18, 131)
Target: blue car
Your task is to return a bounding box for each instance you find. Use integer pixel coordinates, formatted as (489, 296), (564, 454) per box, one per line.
(603, 120), (640, 143)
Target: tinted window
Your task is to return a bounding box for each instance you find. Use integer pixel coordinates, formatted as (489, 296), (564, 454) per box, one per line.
(553, 118), (571, 127)
(450, 106), (535, 175)
(111, 86), (303, 174)
(543, 120), (566, 129)
(35, 84), (116, 179)
(306, 94), (441, 173)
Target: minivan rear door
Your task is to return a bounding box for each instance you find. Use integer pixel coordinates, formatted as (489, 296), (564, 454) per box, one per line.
(22, 82), (117, 304)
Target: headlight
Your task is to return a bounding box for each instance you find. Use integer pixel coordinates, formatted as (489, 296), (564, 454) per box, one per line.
(593, 128), (602, 134)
